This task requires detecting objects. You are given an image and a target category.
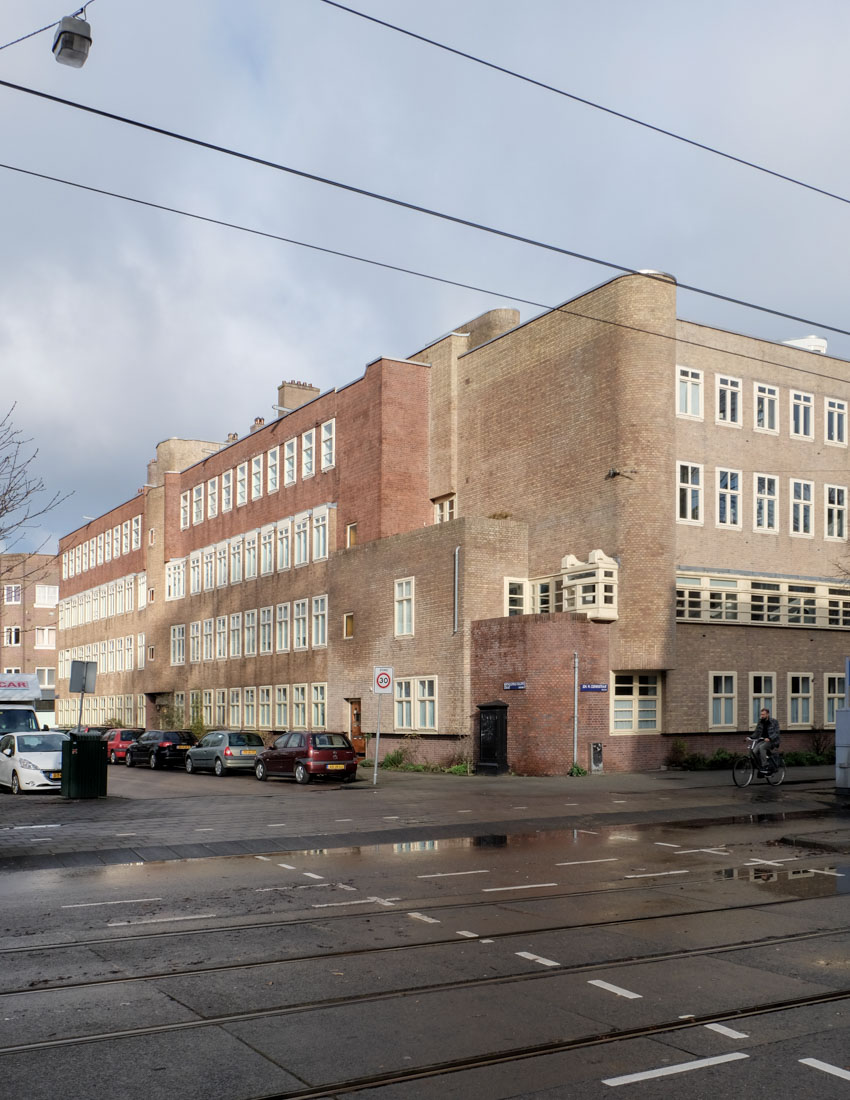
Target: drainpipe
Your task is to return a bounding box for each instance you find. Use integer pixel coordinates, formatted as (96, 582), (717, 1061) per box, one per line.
(573, 651), (579, 765)
(453, 546), (460, 634)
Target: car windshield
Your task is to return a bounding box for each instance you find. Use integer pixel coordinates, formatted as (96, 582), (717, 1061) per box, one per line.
(0, 710), (40, 733)
(229, 733), (264, 747)
(16, 734), (68, 753)
(311, 734), (352, 749)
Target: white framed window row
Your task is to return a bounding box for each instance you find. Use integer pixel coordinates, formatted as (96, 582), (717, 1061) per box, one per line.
(60, 515), (142, 576)
(57, 573), (144, 629)
(676, 571), (850, 630)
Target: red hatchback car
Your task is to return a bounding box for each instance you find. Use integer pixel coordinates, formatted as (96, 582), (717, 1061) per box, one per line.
(255, 732), (358, 784)
(101, 728), (144, 765)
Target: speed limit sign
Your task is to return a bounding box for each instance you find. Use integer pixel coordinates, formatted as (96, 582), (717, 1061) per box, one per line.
(374, 666), (393, 694)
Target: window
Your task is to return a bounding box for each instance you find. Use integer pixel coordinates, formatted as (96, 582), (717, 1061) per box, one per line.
(259, 607), (273, 654)
(825, 485), (847, 540)
(754, 383), (778, 433)
(754, 474), (778, 532)
(180, 491), (190, 529)
(825, 675), (846, 727)
(275, 685), (289, 727)
(190, 553), (201, 595)
(244, 532), (258, 579)
(216, 616), (227, 659)
(284, 438), (296, 486)
(312, 595), (327, 648)
(313, 509), (328, 561)
(203, 618), (214, 661)
(216, 689), (227, 726)
(276, 603), (290, 651)
(751, 581), (781, 623)
(710, 672), (736, 727)
(267, 447), (279, 493)
(36, 667), (55, 690)
(236, 463), (248, 506)
(434, 496), (456, 523)
(788, 673), (813, 727)
(230, 537), (243, 583)
(261, 528), (274, 574)
(259, 686), (272, 728)
(302, 429), (315, 479)
(244, 610), (257, 657)
(677, 462), (702, 523)
(244, 687), (256, 728)
(613, 674), (659, 732)
(677, 366), (702, 419)
(294, 600), (308, 650)
(311, 684), (326, 729)
(104, 531), (111, 563)
(4, 585), (21, 604)
(716, 375), (741, 426)
(791, 391), (814, 439)
(230, 613), (242, 658)
(395, 578), (414, 636)
(3, 627), (21, 646)
(716, 468), (741, 528)
(294, 514), (309, 566)
(395, 679), (412, 729)
(417, 678), (437, 729)
(207, 477), (219, 519)
(343, 612), (354, 639)
(189, 621), (201, 663)
(216, 543), (228, 587)
(292, 684), (307, 728)
(137, 633), (145, 669)
(790, 479), (813, 536)
(277, 520), (291, 570)
(170, 625), (185, 665)
(251, 455), (263, 501)
(787, 585), (816, 625)
(346, 523), (357, 548)
(192, 484), (204, 525)
(203, 549), (215, 590)
(506, 580), (525, 616)
(321, 419), (335, 470)
(826, 398), (847, 445)
(35, 626), (56, 648)
(222, 470), (233, 512)
(203, 690), (214, 727)
(229, 688), (241, 728)
(394, 678), (437, 730)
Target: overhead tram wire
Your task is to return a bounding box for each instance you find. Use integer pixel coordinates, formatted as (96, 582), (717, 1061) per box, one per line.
(0, 2), (96, 52)
(2, 78), (850, 342)
(3, 158), (850, 390)
(319, 0), (850, 212)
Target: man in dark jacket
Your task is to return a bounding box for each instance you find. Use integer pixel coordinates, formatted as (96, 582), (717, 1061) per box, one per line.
(755, 708), (780, 774)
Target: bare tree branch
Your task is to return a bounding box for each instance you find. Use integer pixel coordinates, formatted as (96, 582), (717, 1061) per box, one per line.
(0, 405), (69, 556)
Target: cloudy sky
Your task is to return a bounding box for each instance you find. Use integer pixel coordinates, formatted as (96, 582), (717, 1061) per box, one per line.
(2, 0), (850, 552)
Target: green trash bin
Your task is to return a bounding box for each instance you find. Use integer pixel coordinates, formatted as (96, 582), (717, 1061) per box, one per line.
(61, 733), (108, 799)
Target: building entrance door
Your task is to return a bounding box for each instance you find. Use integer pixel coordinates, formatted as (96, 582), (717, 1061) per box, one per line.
(476, 701), (508, 775)
(349, 699), (365, 756)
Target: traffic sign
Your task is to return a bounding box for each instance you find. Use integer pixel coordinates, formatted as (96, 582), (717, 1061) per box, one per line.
(374, 666), (393, 694)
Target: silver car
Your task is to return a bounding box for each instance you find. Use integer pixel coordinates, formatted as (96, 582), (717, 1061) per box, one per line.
(0, 732), (70, 794)
(185, 730), (265, 776)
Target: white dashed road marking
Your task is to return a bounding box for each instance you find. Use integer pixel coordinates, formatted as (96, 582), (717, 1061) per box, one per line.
(483, 883), (557, 892)
(418, 870), (489, 878)
(705, 1023), (749, 1039)
(603, 1053), (748, 1086)
(556, 858), (619, 866)
(409, 912), (440, 923)
(108, 914), (216, 927)
(624, 870), (689, 879)
(62, 898), (162, 909)
(807, 868), (845, 877)
(800, 1058), (850, 1081)
(516, 951), (559, 968)
(303, 872), (324, 880)
(457, 930), (478, 938)
(589, 979), (642, 999)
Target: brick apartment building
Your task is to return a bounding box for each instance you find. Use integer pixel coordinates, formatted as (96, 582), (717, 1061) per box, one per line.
(55, 273), (850, 772)
(0, 553), (59, 725)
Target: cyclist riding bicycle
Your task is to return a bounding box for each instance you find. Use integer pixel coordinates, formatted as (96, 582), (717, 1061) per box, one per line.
(754, 707), (780, 775)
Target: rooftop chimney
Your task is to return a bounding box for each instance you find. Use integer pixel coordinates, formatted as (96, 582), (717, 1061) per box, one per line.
(250, 417), (265, 433)
(276, 380), (321, 414)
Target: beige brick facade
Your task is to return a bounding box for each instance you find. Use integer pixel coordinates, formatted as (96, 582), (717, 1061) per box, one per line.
(55, 274), (850, 770)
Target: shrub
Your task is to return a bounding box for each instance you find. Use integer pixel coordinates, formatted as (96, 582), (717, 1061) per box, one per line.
(567, 762), (588, 777)
(446, 763), (470, 775)
(682, 752), (709, 770)
(707, 747), (735, 770)
(379, 746), (409, 769)
(665, 739), (688, 768)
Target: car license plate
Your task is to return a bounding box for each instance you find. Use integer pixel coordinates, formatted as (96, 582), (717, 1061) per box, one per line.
(327, 763), (345, 770)
(240, 749), (256, 756)
(49, 771), (61, 780)
(177, 745), (190, 750)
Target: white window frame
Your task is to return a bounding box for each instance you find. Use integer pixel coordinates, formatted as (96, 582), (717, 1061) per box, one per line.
(284, 439), (296, 486)
(276, 603), (290, 652)
(787, 672), (813, 728)
(216, 616), (227, 659)
(753, 474), (778, 533)
(825, 484), (847, 541)
(230, 612), (242, 658)
(207, 476), (219, 519)
(277, 519), (291, 570)
(267, 446), (279, 493)
(244, 609), (257, 657)
(311, 683), (327, 729)
(275, 685), (289, 727)
(790, 390), (814, 440)
(292, 684), (307, 728)
(222, 470), (233, 512)
(612, 674), (660, 733)
(260, 527), (274, 575)
(302, 429), (315, 479)
(790, 478), (814, 538)
(825, 398), (847, 447)
(180, 491), (190, 530)
(715, 375), (742, 427)
(312, 595), (327, 648)
(170, 624), (185, 666)
(715, 467), (741, 530)
(294, 513), (309, 566)
(244, 687), (256, 728)
(709, 671), (737, 729)
(293, 599), (308, 650)
(251, 454), (263, 501)
(676, 366), (702, 420)
(229, 688), (241, 729)
(189, 621), (201, 664)
(259, 606), (273, 654)
(825, 673), (846, 728)
(192, 484), (204, 525)
(394, 577), (414, 637)
(312, 507), (328, 561)
(677, 461), (703, 525)
(236, 462), (248, 506)
(753, 382), (778, 434)
(259, 686), (272, 729)
(321, 419), (336, 470)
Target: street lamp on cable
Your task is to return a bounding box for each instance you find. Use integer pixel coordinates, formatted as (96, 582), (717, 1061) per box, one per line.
(52, 11), (92, 68)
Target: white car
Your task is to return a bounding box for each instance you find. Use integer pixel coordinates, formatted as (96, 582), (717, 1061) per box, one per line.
(0, 732), (69, 794)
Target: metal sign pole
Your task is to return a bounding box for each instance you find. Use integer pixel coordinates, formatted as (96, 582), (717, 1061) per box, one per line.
(372, 693), (383, 787)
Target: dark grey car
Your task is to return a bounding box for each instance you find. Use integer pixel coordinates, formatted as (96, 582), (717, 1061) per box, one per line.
(185, 730), (266, 776)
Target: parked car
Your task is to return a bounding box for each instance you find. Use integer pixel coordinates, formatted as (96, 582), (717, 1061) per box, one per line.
(126, 729), (197, 769)
(185, 730), (265, 776)
(255, 732), (358, 784)
(102, 727), (145, 764)
(0, 731), (70, 794)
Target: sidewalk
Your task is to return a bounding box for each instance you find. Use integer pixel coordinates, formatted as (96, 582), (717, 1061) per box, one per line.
(0, 765), (845, 871)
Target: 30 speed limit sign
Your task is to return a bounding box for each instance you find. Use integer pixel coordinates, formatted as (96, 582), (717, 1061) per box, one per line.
(374, 666), (393, 694)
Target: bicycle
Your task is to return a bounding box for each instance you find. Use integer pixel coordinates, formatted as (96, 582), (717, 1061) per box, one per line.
(732, 734), (785, 787)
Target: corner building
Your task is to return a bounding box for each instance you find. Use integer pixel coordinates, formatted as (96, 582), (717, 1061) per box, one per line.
(55, 274), (850, 772)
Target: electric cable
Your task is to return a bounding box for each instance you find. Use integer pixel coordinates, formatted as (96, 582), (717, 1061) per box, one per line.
(319, 0), (850, 211)
(1, 77), (850, 342)
(3, 158), (849, 391)
(0, 3), (94, 52)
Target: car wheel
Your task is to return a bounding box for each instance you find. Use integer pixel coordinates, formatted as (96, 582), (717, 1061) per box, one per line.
(294, 762), (312, 785)
(125, 752), (134, 767)
(149, 753), (159, 770)
(214, 758), (224, 777)
(10, 771), (21, 795)
(342, 770), (357, 783)
(185, 756), (194, 774)
(110, 750), (118, 765)
(255, 760), (267, 781)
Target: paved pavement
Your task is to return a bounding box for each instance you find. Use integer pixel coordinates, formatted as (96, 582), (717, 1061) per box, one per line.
(0, 764), (847, 871)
